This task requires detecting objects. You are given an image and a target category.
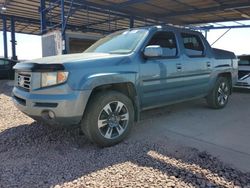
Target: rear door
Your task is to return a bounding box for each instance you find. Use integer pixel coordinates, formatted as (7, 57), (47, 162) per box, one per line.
(180, 33), (212, 98)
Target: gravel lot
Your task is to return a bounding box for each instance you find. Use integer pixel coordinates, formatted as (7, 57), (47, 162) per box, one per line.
(0, 80), (250, 188)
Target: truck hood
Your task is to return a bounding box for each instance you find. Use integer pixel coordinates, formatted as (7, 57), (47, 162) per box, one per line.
(14, 52), (133, 72)
(25, 53), (127, 64)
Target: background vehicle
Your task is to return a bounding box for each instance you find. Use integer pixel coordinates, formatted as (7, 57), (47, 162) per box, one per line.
(0, 58), (18, 80)
(235, 55), (250, 89)
(12, 26), (238, 147)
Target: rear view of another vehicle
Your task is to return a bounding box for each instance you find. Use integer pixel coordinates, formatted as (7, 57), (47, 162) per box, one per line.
(235, 55), (250, 89)
(0, 58), (18, 80)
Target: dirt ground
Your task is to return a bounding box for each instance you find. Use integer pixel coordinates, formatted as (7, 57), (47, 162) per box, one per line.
(0, 80), (250, 188)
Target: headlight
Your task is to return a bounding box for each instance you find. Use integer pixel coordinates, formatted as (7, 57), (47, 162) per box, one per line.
(41, 71), (69, 87)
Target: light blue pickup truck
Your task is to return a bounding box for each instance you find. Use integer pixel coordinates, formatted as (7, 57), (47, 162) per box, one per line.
(13, 25), (238, 147)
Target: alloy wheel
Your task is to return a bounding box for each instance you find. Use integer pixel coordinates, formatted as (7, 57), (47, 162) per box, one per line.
(98, 101), (129, 139)
(217, 82), (229, 106)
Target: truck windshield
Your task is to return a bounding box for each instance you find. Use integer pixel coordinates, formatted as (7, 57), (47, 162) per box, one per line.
(84, 29), (148, 54)
(238, 56), (250, 66)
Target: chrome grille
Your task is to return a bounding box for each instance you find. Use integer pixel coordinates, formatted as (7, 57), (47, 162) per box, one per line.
(17, 73), (31, 90)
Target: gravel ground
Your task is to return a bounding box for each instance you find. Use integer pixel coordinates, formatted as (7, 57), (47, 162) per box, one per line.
(0, 80), (250, 188)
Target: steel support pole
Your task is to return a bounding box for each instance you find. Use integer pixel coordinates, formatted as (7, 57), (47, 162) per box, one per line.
(40, 0), (47, 34)
(2, 16), (8, 59)
(11, 17), (17, 60)
(205, 30), (208, 39)
(130, 17), (134, 28)
(61, 0), (67, 54)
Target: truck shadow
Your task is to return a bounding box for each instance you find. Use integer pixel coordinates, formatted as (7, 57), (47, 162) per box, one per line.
(0, 121), (249, 187)
(233, 88), (250, 94)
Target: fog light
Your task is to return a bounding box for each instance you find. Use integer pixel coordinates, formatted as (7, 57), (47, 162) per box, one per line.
(41, 110), (56, 120)
(48, 111), (55, 119)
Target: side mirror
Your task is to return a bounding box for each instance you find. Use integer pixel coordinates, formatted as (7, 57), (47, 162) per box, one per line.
(144, 45), (163, 58)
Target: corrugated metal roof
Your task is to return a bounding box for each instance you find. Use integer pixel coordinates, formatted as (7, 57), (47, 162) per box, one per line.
(0, 0), (250, 35)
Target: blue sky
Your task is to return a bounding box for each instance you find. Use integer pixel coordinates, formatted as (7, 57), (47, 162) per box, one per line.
(0, 23), (250, 60)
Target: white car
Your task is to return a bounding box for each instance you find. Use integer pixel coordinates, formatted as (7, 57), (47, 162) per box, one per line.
(235, 55), (250, 89)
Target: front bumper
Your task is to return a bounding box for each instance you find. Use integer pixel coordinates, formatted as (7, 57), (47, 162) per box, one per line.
(12, 86), (91, 126)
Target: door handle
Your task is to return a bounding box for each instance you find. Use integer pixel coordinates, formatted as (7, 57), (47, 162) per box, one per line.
(176, 63), (182, 71)
(207, 62), (211, 68)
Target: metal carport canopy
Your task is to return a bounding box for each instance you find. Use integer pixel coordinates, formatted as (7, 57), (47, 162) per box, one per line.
(0, 0), (250, 35)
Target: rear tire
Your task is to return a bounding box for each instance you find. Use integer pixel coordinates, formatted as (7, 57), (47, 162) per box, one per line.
(206, 77), (231, 109)
(81, 90), (134, 147)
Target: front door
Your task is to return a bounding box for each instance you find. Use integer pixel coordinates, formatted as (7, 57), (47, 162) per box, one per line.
(139, 31), (185, 109)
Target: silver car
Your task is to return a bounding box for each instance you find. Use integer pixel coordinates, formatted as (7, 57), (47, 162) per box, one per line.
(235, 55), (250, 89)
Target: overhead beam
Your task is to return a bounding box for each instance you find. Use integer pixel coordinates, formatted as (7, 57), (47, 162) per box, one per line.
(63, 0), (128, 18)
(0, 14), (40, 26)
(40, 0), (162, 35)
(0, 13), (114, 34)
(161, 2), (250, 18)
(172, 0), (197, 10)
(84, 17), (125, 28)
(111, 0), (150, 8)
(65, 0), (161, 23)
(201, 24), (250, 30)
(185, 17), (250, 25)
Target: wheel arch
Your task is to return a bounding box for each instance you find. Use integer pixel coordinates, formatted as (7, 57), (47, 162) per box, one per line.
(87, 82), (140, 122)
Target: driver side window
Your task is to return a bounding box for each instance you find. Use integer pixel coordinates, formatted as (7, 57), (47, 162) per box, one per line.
(147, 31), (177, 57)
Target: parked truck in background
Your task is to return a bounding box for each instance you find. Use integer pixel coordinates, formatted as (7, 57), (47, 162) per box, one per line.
(12, 25), (238, 147)
(235, 55), (250, 89)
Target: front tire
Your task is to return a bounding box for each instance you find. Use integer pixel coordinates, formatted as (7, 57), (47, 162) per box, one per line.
(81, 90), (134, 147)
(206, 77), (231, 109)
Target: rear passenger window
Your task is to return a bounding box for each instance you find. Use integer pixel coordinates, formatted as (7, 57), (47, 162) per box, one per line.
(181, 33), (204, 57)
(148, 31), (177, 57)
